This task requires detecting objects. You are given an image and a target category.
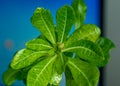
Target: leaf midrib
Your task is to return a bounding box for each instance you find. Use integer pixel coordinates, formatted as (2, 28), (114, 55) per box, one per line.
(62, 46), (101, 58)
(12, 51), (46, 67)
(27, 44), (52, 48)
(5, 70), (20, 85)
(33, 55), (57, 86)
(80, 28), (100, 40)
(40, 13), (55, 44)
(68, 61), (91, 86)
(60, 53), (64, 66)
(60, 7), (67, 43)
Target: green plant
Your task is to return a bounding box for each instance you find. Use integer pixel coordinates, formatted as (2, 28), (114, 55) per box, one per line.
(3, 0), (115, 86)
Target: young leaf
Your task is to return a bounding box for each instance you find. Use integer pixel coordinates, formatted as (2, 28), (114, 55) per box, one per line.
(72, 0), (87, 29)
(56, 5), (74, 43)
(11, 49), (47, 69)
(2, 67), (20, 86)
(27, 55), (57, 86)
(26, 38), (53, 51)
(63, 40), (104, 66)
(66, 24), (101, 45)
(96, 37), (115, 66)
(67, 58), (100, 86)
(31, 7), (56, 44)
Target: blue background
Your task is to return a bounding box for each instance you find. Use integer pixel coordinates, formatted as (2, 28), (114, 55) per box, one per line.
(0, 0), (100, 86)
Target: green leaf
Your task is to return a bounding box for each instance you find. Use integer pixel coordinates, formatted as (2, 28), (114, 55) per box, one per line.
(37, 34), (54, 46)
(67, 58), (100, 86)
(37, 34), (47, 40)
(56, 5), (74, 43)
(96, 37), (115, 53)
(17, 65), (32, 81)
(11, 49), (47, 69)
(31, 7), (56, 44)
(2, 0), (115, 85)
(63, 52), (74, 58)
(17, 70), (28, 84)
(53, 53), (64, 74)
(96, 37), (115, 66)
(66, 24), (101, 45)
(27, 55), (57, 86)
(65, 66), (77, 86)
(2, 67), (20, 86)
(72, 0), (87, 29)
(26, 38), (53, 51)
(49, 53), (64, 85)
(63, 40), (104, 66)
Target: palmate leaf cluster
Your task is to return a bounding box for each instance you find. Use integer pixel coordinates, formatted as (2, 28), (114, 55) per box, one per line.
(3, 0), (115, 86)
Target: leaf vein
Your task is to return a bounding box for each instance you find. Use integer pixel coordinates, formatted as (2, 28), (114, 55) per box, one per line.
(60, 8), (67, 43)
(33, 55), (57, 86)
(68, 61), (91, 86)
(40, 13), (55, 43)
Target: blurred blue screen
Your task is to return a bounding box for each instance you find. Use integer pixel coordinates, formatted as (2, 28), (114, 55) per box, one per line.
(0, 0), (101, 86)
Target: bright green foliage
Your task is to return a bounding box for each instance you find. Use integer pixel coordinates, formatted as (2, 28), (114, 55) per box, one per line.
(67, 58), (100, 86)
(65, 24), (101, 45)
(27, 55), (57, 86)
(56, 5), (74, 43)
(63, 40), (105, 66)
(65, 66), (78, 86)
(26, 38), (53, 51)
(96, 37), (115, 53)
(72, 0), (87, 29)
(52, 53), (64, 74)
(96, 37), (115, 66)
(11, 49), (47, 69)
(2, 67), (21, 86)
(3, 0), (115, 86)
(31, 8), (56, 44)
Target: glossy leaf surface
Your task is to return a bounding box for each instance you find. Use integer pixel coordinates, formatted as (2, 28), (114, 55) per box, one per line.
(27, 55), (57, 86)
(66, 24), (101, 45)
(63, 40), (104, 66)
(67, 58), (100, 86)
(72, 0), (87, 29)
(31, 8), (56, 44)
(26, 38), (52, 51)
(3, 0), (115, 86)
(56, 5), (74, 43)
(11, 49), (47, 69)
